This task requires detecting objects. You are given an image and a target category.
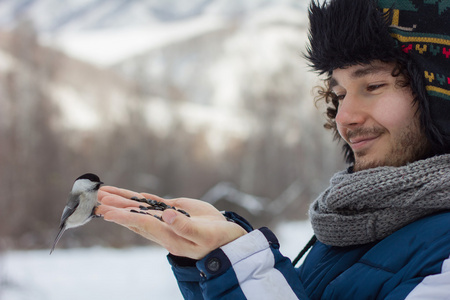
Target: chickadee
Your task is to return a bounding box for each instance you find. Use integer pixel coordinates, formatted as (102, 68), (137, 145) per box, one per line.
(50, 173), (103, 254)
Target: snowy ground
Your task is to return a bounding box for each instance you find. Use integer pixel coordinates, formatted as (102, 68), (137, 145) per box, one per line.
(1, 221), (313, 300)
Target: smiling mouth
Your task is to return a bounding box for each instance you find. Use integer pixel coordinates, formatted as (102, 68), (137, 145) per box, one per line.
(349, 135), (380, 151)
(349, 135), (380, 144)
(346, 128), (385, 152)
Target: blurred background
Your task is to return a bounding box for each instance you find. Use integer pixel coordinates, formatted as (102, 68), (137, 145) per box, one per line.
(0, 0), (345, 298)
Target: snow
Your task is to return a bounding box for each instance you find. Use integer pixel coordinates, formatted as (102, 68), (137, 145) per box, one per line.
(1, 221), (313, 300)
(2, 247), (183, 300)
(0, 50), (14, 72)
(42, 15), (227, 67)
(51, 85), (101, 130)
(0, 0), (309, 31)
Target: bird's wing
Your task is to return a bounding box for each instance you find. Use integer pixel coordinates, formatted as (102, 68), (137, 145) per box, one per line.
(60, 193), (80, 225)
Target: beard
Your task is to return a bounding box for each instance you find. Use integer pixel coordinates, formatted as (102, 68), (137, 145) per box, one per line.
(352, 123), (431, 172)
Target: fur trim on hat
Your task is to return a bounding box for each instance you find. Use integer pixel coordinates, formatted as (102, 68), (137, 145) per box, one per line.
(305, 0), (400, 74)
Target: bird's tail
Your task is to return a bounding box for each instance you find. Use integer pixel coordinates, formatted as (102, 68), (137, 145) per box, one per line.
(50, 225), (66, 255)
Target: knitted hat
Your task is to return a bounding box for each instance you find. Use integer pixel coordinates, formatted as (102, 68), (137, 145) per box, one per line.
(305, 0), (450, 154)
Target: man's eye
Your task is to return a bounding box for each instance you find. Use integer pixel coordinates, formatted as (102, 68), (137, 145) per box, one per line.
(335, 94), (345, 101)
(367, 84), (385, 92)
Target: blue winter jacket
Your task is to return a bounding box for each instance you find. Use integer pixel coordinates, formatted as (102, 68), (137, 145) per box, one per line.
(169, 211), (450, 299)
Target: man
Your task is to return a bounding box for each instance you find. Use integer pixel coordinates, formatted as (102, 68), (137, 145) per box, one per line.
(97, 0), (450, 298)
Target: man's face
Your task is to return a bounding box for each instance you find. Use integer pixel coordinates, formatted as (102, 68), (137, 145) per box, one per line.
(331, 61), (430, 171)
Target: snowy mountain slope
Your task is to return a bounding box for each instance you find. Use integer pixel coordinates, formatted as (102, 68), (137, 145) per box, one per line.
(43, 14), (228, 66)
(96, 5), (319, 158)
(0, 2), (318, 148)
(115, 8), (314, 115)
(0, 0), (309, 33)
(0, 28), (138, 132)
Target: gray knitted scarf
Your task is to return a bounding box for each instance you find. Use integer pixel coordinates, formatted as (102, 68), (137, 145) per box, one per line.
(309, 154), (450, 247)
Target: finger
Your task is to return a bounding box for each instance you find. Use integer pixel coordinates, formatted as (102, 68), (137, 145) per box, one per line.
(140, 194), (195, 212)
(103, 208), (189, 246)
(103, 209), (162, 241)
(102, 189), (179, 210)
(98, 189), (112, 202)
(103, 208), (145, 225)
(101, 194), (142, 209)
(95, 203), (121, 216)
(101, 186), (143, 199)
(140, 193), (174, 204)
(95, 204), (109, 215)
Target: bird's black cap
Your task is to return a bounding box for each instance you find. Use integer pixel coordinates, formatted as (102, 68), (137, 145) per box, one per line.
(76, 173), (102, 183)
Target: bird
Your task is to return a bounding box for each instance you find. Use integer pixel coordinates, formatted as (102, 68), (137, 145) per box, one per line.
(50, 173), (103, 254)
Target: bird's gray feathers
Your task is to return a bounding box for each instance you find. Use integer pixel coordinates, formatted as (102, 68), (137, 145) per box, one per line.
(59, 193), (80, 226)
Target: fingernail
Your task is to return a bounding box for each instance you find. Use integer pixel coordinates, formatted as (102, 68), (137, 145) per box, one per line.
(163, 210), (177, 225)
(103, 214), (113, 222)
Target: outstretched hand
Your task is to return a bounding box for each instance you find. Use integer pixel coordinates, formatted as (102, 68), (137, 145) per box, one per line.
(96, 186), (247, 260)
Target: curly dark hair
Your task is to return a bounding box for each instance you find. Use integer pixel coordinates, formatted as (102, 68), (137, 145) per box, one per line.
(316, 59), (446, 164)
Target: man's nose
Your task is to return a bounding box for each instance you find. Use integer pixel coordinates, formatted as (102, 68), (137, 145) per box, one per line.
(335, 94), (368, 128)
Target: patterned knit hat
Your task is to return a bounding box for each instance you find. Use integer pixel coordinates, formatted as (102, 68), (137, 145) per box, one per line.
(305, 0), (450, 154)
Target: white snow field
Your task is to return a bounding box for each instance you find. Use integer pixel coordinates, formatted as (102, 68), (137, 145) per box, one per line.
(1, 221), (313, 300)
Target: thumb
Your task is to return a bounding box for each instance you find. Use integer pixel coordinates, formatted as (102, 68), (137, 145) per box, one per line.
(162, 209), (178, 225)
(162, 209), (197, 238)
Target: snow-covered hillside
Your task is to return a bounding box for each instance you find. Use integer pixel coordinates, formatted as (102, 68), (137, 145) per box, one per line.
(0, 0), (310, 67)
(0, 0), (317, 138)
(45, 14), (228, 67)
(37, 2), (320, 158)
(0, 0), (309, 32)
